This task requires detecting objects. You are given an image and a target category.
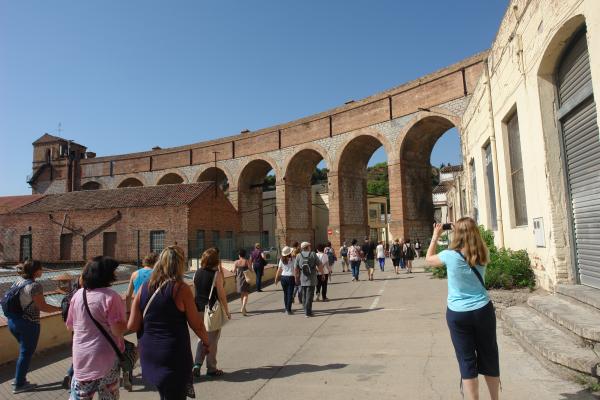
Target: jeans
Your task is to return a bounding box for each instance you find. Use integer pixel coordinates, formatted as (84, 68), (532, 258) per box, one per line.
(378, 258), (385, 271)
(316, 275), (329, 299)
(7, 316), (40, 387)
(350, 260), (361, 279)
(301, 286), (315, 316)
(195, 321), (221, 373)
(294, 283), (302, 303)
(341, 256), (349, 271)
(280, 276), (295, 312)
(254, 265), (264, 291)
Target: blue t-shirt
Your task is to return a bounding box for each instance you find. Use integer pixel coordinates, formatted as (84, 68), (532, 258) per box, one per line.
(133, 268), (153, 295)
(439, 249), (489, 312)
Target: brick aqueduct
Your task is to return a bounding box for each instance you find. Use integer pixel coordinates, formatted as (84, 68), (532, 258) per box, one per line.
(30, 53), (486, 250)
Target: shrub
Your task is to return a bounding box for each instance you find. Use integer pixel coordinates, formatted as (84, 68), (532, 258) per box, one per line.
(428, 225), (535, 289)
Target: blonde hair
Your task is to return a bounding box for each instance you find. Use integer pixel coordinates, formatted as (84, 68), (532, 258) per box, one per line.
(149, 245), (185, 291)
(449, 217), (489, 267)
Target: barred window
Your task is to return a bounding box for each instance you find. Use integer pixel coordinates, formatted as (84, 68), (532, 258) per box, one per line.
(150, 230), (165, 254)
(484, 143), (498, 230)
(507, 112), (528, 226)
(212, 230), (220, 249)
(20, 235), (32, 262)
(195, 230), (205, 258)
(469, 160), (479, 223)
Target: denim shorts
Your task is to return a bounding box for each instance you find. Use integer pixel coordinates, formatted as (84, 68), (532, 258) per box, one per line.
(446, 301), (499, 379)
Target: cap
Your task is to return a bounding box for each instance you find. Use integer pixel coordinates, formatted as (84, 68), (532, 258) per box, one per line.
(281, 246), (292, 256)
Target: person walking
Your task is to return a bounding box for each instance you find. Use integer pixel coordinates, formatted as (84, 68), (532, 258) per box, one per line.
(348, 239), (362, 281)
(67, 257), (127, 400)
(425, 219), (499, 400)
(390, 239), (402, 275)
(3, 260), (61, 394)
(128, 246), (210, 399)
(293, 242), (323, 317)
(362, 238), (376, 281)
(250, 243), (267, 292)
(274, 246), (295, 314)
(125, 252), (158, 312)
(291, 242), (302, 303)
(315, 244), (331, 302)
(324, 241), (336, 273)
(234, 249), (251, 316)
(376, 241), (386, 272)
(403, 238), (415, 273)
(339, 242), (349, 272)
(192, 248), (231, 378)
(414, 239), (422, 259)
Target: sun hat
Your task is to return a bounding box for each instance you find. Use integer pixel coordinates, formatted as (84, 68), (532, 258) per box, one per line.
(281, 246), (292, 256)
(300, 241), (310, 249)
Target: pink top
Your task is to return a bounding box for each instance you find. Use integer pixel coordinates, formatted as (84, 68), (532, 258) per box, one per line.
(66, 287), (126, 381)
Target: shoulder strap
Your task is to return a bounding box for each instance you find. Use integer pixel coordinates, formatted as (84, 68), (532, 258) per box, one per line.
(142, 280), (168, 319)
(82, 289), (123, 360)
(454, 250), (485, 288)
(206, 271), (218, 310)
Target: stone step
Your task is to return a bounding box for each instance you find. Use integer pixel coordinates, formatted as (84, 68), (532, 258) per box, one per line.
(556, 284), (600, 310)
(528, 295), (600, 342)
(502, 306), (599, 376)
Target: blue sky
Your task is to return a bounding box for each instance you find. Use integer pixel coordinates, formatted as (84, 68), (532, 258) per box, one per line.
(0, 1), (508, 195)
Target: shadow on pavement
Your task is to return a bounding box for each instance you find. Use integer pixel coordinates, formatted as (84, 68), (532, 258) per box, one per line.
(220, 363), (348, 382)
(559, 389), (600, 399)
(0, 343), (72, 384)
(246, 306), (381, 316)
(32, 381), (65, 392)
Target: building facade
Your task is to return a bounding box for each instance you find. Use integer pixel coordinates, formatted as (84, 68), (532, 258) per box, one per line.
(460, 0), (600, 290)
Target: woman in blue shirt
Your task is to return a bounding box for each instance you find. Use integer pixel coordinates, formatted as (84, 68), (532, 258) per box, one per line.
(426, 217), (499, 400)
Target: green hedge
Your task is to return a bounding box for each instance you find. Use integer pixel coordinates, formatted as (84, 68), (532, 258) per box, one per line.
(429, 226), (535, 289)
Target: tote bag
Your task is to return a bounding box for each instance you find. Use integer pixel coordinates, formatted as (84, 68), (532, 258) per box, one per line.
(204, 272), (228, 332)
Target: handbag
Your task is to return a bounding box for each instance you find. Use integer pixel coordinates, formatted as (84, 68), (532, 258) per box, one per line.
(243, 268), (256, 285)
(82, 289), (138, 372)
(203, 272), (228, 332)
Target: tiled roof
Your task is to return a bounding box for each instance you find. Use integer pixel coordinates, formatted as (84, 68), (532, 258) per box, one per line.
(12, 183), (214, 214)
(440, 165), (463, 173)
(0, 195), (45, 214)
(32, 133), (64, 144)
(432, 181), (454, 194)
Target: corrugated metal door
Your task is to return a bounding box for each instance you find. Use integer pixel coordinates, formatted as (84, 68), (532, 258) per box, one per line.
(557, 30), (600, 289)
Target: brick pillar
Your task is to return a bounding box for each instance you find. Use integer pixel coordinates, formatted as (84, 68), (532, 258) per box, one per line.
(337, 170), (369, 244)
(284, 180), (313, 245)
(388, 161), (406, 239)
(237, 187), (263, 249)
(274, 182), (288, 248)
(327, 171), (342, 250)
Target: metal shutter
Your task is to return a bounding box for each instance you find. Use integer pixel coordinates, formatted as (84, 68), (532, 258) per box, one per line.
(557, 31), (600, 289)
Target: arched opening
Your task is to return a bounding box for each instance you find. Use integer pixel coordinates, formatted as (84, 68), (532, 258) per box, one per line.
(336, 135), (390, 247)
(400, 116), (461, 241)
(118, 177), (144, 188)
(284, 149), (328, 246)
(198, 167), (229, 195)
(81, 181), (101, 191)
(237, 159), (277, 253)
(157, 173), (184, 185)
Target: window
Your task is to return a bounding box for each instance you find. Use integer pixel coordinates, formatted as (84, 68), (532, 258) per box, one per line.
(484, 143), (498, 230)
(194, 230), (205, 258)
(150, 231), (165, 253)
(103, 232), (117, 258)
(506, 112), (528, 226)
(20, 235), (32, 262)
(461, 188), (467, 217)
(223, 231), (234, 260)
(212, 230), (220, 249)
(469, 160), (479, 223)
(60, 233), (73, 260)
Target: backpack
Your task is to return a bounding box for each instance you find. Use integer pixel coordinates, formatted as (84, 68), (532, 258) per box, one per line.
(340, 246), (348, 257)
(391, 244), (401, 259)
(326, 248), (335, 266)
(300, 253), (314, 277)
(406, 245), (416, 259)
(61, 284), (79, 322)
(1, 279), (33, 317)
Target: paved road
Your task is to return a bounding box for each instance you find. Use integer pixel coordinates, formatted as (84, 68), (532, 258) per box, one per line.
(1, 260), (596, 399)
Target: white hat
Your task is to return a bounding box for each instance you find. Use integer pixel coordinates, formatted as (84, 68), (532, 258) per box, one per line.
(281, 246), (292, 256)
(300, 241), (310, 249)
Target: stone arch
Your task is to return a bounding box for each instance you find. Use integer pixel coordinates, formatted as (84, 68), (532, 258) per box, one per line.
(236, 158), (278, 251)
(283, 148), (329, 244)
(397, 113), (458, 240)
(537, 14), (591, 285)
(156, 172), (186, 185)
(281, 143), (331, 177)
(81, 181), (101, 191)
(117, 177), (144, 188)
(333, 134), (392, 244)
(194, 166), (233, 190)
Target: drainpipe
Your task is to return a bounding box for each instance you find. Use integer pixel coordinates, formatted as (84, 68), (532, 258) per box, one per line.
(483, 59), (505, 248)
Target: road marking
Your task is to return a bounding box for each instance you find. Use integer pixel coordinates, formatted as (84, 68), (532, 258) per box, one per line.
(369, 279), (388, 310)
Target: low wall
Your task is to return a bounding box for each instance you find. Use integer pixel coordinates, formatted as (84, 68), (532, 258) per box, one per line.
(0, 264), (276, 365)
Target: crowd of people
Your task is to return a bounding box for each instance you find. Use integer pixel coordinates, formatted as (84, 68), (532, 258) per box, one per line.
(2, 220), (499, 400)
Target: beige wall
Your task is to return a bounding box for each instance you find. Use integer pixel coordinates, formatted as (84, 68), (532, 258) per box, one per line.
(460, 0), (600, 290)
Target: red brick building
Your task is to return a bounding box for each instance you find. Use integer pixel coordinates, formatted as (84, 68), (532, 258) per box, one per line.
(0, 183), (240, 265)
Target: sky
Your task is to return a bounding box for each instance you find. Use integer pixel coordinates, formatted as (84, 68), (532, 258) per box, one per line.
(0, 1), (508, 195)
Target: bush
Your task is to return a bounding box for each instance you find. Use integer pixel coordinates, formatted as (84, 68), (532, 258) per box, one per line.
(429, 225), (535, 289)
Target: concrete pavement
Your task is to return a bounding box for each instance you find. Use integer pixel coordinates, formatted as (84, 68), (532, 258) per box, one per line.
(1, 260), (596, 399)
